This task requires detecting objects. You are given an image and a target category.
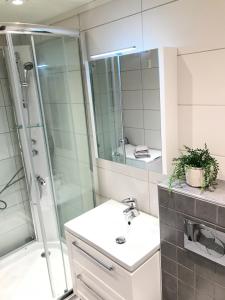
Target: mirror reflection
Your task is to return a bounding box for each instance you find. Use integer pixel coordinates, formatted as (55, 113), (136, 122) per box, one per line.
(90, 49), (162, 172)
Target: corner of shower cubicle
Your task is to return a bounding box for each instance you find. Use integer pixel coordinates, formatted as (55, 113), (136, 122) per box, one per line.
(0, 24), (95, 300)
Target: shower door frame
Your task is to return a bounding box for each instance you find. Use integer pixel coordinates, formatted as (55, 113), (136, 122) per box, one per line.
(5, 32), (56, 297)
(0, 24), (82, 299)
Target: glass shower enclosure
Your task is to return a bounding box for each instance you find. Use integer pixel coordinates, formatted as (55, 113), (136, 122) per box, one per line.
(0, 24), (94, 299)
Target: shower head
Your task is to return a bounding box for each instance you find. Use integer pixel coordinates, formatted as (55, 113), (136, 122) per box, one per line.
(23, 61), (33, 84)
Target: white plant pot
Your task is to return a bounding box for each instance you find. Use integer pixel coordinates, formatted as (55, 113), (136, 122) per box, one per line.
(185, 167), (204, 188)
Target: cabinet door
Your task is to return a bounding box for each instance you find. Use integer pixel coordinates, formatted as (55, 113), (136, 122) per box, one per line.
(70, 236), (132, 299)
(75, 262), (124, 300)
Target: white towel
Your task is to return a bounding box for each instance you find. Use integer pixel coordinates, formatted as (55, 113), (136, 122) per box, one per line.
(135, 145), (149, 153)
(116, 144), (161, 163)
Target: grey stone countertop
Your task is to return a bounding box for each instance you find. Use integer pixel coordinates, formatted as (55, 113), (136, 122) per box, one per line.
(158, 180), (225, 208)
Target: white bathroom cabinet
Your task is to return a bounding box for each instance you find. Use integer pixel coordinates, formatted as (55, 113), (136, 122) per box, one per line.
(65, 200), (161, 300)
(66, 231), (161, 300)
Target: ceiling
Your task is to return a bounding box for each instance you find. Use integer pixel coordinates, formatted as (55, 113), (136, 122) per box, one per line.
(0, 0), (99, 23)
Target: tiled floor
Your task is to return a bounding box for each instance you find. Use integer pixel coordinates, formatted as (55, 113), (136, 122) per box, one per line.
(0, 242), (72, 300)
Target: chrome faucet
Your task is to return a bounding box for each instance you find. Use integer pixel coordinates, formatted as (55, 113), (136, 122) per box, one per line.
(122, 197), (139, 224)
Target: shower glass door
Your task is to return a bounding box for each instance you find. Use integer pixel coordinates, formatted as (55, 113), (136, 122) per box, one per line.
(32, 34), (94, 296)
(33, 35), (94, 237)
(6, 32), (94, 299)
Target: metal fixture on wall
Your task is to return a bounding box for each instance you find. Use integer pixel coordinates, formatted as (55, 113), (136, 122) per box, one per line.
(184, 218), (225, 264)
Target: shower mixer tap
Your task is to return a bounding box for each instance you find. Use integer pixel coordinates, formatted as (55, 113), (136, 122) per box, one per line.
(36, 176), (46, 186)
(32, 149), (38, 156)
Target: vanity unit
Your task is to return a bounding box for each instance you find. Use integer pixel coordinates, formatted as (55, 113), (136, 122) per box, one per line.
(65, 200), (161, 300)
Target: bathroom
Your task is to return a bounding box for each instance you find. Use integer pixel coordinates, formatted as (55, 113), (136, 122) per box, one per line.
(0, 0), (225, 299)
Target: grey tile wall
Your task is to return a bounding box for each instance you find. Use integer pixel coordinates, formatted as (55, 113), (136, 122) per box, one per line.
(158, 186), (225, 300)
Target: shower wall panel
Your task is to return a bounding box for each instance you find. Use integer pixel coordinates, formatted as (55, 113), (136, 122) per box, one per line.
(0, 49), (35, 257)
(35, 37), (94, 237)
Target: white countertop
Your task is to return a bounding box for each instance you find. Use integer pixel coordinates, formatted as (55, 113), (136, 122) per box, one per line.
(159, 180), (225, 208)
(65, 200), (160, 272)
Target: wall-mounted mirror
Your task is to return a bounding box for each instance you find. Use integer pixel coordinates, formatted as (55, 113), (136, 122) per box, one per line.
(89, 48), (177, 174)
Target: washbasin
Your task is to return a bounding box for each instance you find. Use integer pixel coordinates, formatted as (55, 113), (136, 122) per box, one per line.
(65, 199), (160, 272)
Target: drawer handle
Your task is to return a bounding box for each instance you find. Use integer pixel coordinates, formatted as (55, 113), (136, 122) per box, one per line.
(77, 274), (105, 300)
(72, 241), (114, 271)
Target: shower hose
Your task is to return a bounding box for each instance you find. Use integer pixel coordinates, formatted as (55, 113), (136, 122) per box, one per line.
(0, 167), (25, 210)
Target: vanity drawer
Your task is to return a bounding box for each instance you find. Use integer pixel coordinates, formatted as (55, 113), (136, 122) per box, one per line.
(70, 236), (132, 299)
(74, 261), (124, 300)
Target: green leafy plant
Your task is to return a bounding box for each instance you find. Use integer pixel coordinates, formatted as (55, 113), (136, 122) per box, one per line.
(169, 144), (219, 190)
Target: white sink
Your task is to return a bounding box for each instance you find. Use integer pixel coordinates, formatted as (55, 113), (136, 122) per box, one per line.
(65, 200), (160, 272)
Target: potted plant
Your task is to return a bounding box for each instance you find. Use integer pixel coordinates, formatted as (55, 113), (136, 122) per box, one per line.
(169, 144), (219, 190)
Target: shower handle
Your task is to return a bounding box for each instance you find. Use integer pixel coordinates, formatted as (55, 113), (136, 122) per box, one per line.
(36, 175), (46, 199)
(36, 175), (46, 186)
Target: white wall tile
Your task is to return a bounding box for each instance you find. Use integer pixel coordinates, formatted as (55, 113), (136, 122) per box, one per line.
(1, 79), (12, 106)
(52, 15), (80, 29)
(0, 133), (11, 160)
(0, 107), (9, 133)
(95, 193), (109, 206)
(49, 104), (73, 131)
(120, 53), (141, 71)
(124, 127), (145, 145)
(178, 105), (193, 149)
(97, 158), (148, 181)
(68, 71), (84, 103)
(122, 90), (143, 109)
(6, 107), (15, 131)
(142, 0), (176, 11)
(149, 182), (159, 217)
(97, 166), (150, 212)
(144, 129), (162, 149)
(0, 51), (7, 79)
(0, 223), (33, 256)
(0, 82), (4, 106)
(143, 0), (225, 53)
(178, 105), (225, 158)
(141, 49), (159, 68)
(86, 14), (143, 57)
(9, 132), (20, 156)
(179, 49), (225, 105)
(80, 0), (141, 30)
(0, 202), (30, 235)
(123, 109), (144, 128)
(143, 89), (160, 109)
(72, 104), (87, 134)
(213, 155), (225, 180)
(144, 110), (161, 130)
(142, 68), (160, 89)
(121, 70), (142, 90)
(76, 134), (90, 164)
(0, 184), (24, 208)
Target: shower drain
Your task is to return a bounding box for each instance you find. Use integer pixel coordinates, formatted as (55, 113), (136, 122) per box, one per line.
(41, 251), (51, 258)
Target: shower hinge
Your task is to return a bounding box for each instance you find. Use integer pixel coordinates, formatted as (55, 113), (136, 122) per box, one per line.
(57, 289), (74, 300)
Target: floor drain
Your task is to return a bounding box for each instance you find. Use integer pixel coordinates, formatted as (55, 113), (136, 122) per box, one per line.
(41, 251), (51, 258)
(115, 236), (126, 244)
